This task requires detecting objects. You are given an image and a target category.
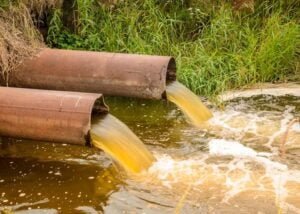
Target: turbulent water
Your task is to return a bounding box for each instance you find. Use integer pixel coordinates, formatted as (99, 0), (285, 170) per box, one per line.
(89, 81), (212, 174)
(90, 114), (155, 173)
(0, 94), (299, 213)
(131, 95), (300, 213)
(166, 81), (213, 126)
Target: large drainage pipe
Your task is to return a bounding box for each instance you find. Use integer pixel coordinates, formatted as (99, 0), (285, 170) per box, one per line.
(0, 87), (108, 145)
(9, 48), (176, 99)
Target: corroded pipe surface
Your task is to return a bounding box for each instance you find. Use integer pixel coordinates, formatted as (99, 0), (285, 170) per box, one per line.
(0, 87), (108, 145)
(10, 48), (176, 99)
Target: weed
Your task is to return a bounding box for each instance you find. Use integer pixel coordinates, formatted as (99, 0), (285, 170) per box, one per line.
(46, 0), (300, 97)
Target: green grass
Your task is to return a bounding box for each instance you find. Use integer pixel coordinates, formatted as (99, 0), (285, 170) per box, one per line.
(46, 0), (300, 98)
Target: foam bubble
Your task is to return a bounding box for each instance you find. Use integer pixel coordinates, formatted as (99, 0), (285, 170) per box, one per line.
(292, 122), (300, 132)
(209, 139), (258, 158)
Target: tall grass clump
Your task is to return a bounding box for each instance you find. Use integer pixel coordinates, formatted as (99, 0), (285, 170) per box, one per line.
(47, 0), (300, 97)
(178, 5), (299, 96)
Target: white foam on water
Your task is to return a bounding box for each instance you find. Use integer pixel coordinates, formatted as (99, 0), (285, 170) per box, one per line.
(139, 95), (300, 212)
(214, 138), (300, 214)
(205, 104), (298, 155)
(208, 139), (286, 170)
(141, 138), (300, 212)
(292, 122), (300, 132)
(207, 109), (262, 142)
(208, 139), (289, 204)
(209, 139), (258, 158)
(265, 106), (295, 150)
(146, 153), (209, 188)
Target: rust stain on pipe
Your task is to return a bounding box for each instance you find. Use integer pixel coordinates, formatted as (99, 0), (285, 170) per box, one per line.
(10, 48), (176, 99)
(0, 87), (108, 145)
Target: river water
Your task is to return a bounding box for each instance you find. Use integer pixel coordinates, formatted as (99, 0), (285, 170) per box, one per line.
(0, 94), (299, 213)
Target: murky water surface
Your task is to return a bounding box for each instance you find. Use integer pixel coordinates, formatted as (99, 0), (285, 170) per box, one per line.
(1, 95), (300, 213)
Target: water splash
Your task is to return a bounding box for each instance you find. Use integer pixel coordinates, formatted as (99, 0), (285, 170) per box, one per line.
(166, 81), (212, 126)
(134, 138), (300, 213)
(199, 103), (299, 153)
(129, 96), (300, 213)
(90, 114), (155, 173)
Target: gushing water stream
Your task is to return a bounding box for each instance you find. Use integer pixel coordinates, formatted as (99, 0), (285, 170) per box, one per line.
(89, 81), (212, 174)
(90, 114), (155, 173)
(81, 83), (299, 213)
(166, 81), (213, 126)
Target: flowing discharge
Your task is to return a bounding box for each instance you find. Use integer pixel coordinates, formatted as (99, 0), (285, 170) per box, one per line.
(90, 114), (155, 173)
(1, 94), (299, 213)
(166, 81), (213, 127)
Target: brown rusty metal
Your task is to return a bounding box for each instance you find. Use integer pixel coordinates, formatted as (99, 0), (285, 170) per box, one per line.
(0, 87), (108, 145)
(10, 48), (176, 99)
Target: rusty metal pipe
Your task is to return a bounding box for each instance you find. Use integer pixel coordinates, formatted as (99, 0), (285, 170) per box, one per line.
(0, 87), (108, 145)
(9, 48), (176, 99)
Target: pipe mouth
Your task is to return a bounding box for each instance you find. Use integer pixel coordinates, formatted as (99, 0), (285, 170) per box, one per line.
(92, 96), (109, 116)
(166, 57), (176, 82)
(162, 57), (176, 99)
(86, 96), (109, 146)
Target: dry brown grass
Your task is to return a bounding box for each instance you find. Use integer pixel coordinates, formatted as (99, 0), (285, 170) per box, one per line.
(0, 0), (61, 85)
(232, 0), (255, 12)
(23, 0), (62, 18)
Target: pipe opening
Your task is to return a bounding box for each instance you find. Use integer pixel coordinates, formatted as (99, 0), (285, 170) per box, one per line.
(87, 96), (109, 146)
(166, 57), (177, 83)
(91, 96), (109, 116)
(162, 57), (176, 99)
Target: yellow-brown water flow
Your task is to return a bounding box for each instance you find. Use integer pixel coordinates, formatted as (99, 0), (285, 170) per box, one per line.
(90, 114), (155, 174)
(90, 81), (211, 174)
(166, 81), (213, 126)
